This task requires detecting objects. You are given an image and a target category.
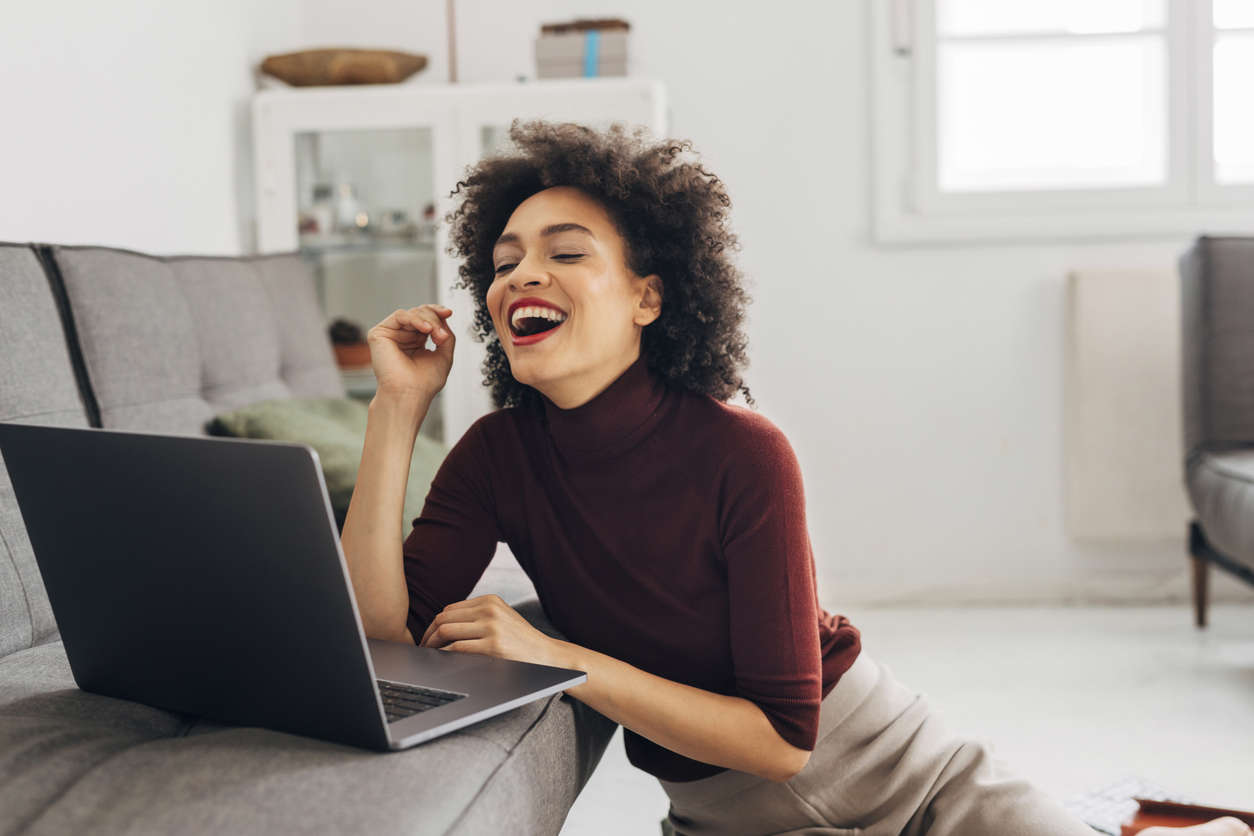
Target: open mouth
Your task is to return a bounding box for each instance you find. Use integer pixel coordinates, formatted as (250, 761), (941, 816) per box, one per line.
(510, 315), (565, 338)
(507, 305), (570, 346)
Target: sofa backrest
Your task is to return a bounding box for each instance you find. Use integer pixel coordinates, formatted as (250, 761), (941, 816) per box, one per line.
(0, 242), (345, 658)
(44, 245), (345, 435)
(0, 244), (93, 656)
(1180, 236), (1254, 461)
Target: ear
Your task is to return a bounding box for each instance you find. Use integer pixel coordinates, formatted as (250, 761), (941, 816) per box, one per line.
(634, 274), (663, 327)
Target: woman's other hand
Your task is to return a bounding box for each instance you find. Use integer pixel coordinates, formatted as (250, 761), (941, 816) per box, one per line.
(1140, 817), (1254, 836)
(366, 304), (454, 399)
(419, 594), (566, 668)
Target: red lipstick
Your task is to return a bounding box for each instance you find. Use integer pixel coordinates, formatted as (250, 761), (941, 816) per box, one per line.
(507, 296), (568, 347)
(507, 296), (567, 317)
(511, 319), (565, 346)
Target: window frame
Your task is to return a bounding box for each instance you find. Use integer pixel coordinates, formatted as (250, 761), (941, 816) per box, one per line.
(871, 0), (1254, 244)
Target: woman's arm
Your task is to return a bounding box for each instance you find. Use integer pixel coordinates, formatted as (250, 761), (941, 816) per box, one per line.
(340, 391), (431, 641)
(549, 638), (811, 783)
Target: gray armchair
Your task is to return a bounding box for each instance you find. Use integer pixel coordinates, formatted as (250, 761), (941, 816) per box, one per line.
(1179, 235), (1254, 628)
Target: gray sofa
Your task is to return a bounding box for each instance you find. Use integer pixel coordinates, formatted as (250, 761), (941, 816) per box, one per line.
(1180, 235), (1254, 628)
(0, 242), (617, 835)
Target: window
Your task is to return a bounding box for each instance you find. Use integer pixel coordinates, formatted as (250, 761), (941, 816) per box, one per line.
(871, 0), (1254, 242)
(1211, 0), (1254, 184)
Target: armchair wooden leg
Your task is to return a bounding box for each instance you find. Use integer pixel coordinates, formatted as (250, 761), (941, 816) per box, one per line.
(1191, 553), (1209, 629)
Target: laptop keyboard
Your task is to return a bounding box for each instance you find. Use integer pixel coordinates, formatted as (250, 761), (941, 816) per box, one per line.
(377, 679), (465, 723)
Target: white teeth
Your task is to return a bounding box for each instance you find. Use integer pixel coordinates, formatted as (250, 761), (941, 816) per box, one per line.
(510, 306), (568, 329)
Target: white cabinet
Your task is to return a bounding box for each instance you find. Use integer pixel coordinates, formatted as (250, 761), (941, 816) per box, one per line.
(252, 78), (667, 445)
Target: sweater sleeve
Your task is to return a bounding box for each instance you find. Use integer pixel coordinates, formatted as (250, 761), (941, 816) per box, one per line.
(718, 418), (824, 752)
(403, 415), (501, 643)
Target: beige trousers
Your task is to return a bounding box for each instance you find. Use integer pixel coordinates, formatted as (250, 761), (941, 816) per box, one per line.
(657, 650), (1095, 836)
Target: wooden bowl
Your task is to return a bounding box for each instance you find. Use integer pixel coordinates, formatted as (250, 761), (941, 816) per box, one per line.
(260, 49), (428, 86)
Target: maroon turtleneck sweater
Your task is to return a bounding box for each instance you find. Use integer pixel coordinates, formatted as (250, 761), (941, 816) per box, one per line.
(402, 352), (861, 782)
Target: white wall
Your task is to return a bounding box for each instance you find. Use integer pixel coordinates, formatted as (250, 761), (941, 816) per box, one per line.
(0, 0), (305, 255)
(6, 1), (1250, 606)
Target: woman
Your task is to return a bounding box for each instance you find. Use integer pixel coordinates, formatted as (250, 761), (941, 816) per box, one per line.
(340, 121), (1250, 836)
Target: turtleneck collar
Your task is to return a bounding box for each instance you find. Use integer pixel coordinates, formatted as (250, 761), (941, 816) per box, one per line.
(538, 352), (668, 461)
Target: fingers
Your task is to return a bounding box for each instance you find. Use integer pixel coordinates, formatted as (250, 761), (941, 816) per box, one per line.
(439, 597), (481, 611)
(422, 617), (487, 648)
(406, 305), (453, 344)
(401, 305), (450, 338)
(371, 305), (454, 345)
(419, 600), (489, 646)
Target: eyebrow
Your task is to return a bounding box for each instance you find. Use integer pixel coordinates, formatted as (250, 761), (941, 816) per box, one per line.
(494, 222), (595, 248)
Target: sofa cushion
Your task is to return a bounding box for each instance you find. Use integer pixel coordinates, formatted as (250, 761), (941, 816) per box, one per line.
(43, 245), (344, 436)
(1185, 448), (1254, 568)
(0, 640), (192, 835)
(0, 600), (616, 836)
(170, 257), (292, 410)
(255, 255), (350, 398)
(0, 243), (92, 657)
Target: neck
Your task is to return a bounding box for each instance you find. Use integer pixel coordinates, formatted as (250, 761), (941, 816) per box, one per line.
(536, 351), (641, 410)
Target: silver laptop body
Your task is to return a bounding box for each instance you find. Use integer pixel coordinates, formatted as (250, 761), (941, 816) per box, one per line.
(0, 422), (585, 752)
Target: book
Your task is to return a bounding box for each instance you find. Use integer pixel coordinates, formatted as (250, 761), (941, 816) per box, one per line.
(1121, 798), (1254, 835)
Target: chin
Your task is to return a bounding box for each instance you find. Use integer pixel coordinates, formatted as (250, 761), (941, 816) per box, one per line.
(510, 358), (565, 396)
(510, 357), (546, 377)
(503, 352), (534, 383)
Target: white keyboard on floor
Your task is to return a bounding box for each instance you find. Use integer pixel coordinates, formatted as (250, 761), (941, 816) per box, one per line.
(1062, 775), (1198, 835)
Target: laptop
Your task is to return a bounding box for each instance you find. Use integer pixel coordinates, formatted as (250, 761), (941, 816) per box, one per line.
(0, 421), (586, 752)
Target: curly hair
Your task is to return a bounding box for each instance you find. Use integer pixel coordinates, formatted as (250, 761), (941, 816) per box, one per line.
(444, 119), (755, 411)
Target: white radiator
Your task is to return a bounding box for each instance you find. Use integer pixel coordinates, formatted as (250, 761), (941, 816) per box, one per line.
(1063, 269), (1192, 540)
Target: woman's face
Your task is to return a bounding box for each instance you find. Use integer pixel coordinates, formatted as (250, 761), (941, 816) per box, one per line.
(485, 185), (661, 409)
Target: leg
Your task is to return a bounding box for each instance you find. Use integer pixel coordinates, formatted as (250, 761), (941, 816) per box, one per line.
(783, 654), (1094, 836)
(898, 735), (1095, 836)
(1192, 553), (1209, 629)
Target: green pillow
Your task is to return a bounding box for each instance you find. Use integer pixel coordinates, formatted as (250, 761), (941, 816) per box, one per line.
(206, 396), (448, 539)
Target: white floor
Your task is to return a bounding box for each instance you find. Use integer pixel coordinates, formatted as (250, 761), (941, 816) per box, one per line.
(559, 603), (1254, 835)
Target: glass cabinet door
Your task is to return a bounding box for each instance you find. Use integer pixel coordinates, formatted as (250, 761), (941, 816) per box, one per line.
(292, 126), (444, 443)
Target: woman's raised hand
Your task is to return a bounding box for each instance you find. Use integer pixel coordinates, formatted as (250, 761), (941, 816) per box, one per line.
(366, 304), (455, 399)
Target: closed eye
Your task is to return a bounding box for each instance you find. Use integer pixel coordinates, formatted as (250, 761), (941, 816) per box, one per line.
(494, 253), (584, 275)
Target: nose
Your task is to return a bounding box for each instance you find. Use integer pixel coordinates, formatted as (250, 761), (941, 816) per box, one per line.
(507, 253), (550, 291)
